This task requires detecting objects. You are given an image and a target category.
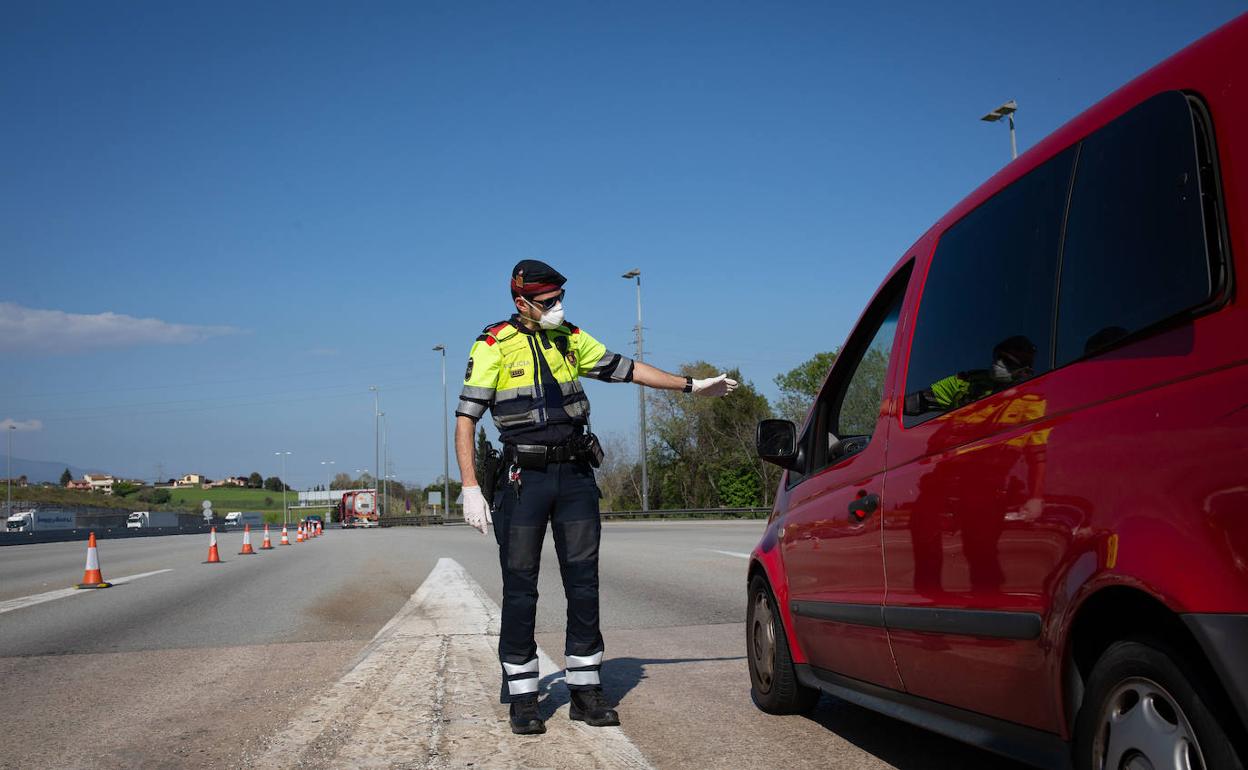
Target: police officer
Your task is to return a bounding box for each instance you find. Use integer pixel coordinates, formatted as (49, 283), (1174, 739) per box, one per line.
(454, 259), (738, 735)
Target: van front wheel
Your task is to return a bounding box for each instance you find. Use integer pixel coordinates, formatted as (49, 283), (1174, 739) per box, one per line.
(747, 576), (818, 715)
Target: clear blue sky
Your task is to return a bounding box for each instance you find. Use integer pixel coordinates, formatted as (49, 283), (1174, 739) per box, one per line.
(2, 1), (1242, 488)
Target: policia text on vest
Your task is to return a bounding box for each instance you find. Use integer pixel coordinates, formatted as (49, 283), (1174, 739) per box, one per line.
(454, 259), (738, 735)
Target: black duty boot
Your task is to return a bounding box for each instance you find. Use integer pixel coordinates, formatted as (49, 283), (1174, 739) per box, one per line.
(569, 688), (620, 727)
(509, 698), (546, 735)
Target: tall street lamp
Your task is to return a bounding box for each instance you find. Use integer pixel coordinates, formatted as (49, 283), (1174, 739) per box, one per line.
(274, 451), (291, 526)
(981, 99), (1018, 160)
(379, 411), (389, 517)
(321, 459), (335, 506)
(369, 385), (380, 501)
(7, 425), (15, 517)
(432, 344), (451, 518)
(620, 269), (649, 511)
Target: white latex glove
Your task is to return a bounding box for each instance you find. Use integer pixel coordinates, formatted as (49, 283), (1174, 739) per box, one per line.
(462, 486), (492, 535)
(692, 373), (739, 397)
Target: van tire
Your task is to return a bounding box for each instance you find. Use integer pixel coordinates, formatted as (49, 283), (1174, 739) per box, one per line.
(747, 575), (819, 715)
(1073, 636), (1243, 770)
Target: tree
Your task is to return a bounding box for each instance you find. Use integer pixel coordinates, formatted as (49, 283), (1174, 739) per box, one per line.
(476, 425), (491, 459)
(330, 472), (353, 490)
(113, 482), (142, 498)
(264, 476), (285, 493)
(648, 361), (778, 509)
(137, 487), (171, 505)
(248, 472), (264, 489)
(595, 434), (642, 512)
(60, 468), (72, 486)
(774, 351), (838, 425)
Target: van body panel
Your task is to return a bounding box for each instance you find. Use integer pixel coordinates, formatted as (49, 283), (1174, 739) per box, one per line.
(753, 12), (1248, 759)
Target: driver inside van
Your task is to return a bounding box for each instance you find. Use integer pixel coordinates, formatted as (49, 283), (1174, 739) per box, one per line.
(907, 335), (1038, 414)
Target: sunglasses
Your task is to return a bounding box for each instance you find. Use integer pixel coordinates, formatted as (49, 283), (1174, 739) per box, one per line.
(523, 290), (565, 311)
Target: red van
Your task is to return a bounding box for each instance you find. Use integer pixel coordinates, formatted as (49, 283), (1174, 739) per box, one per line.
(748, 14), (1248, 770)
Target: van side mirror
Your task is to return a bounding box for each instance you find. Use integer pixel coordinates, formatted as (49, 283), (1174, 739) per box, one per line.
(757, 419), (802, 471)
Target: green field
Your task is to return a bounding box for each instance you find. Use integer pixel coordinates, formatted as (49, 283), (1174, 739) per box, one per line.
(163, 486), (293, 511)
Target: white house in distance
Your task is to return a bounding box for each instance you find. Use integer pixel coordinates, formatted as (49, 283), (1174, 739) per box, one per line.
(203, 476), (247, 489)
(174, 474), (205, 488)
(84, 474), (115, 495)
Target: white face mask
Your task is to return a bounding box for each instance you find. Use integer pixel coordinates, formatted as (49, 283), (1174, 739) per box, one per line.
(991, 360), (1014, 383)
(537, 301), (565, 330)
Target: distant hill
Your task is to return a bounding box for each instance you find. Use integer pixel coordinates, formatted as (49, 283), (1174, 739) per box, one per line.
(0, 455), (104, 484)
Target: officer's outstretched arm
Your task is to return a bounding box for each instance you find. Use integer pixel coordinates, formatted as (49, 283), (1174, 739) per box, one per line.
(632, 362), (739, 397)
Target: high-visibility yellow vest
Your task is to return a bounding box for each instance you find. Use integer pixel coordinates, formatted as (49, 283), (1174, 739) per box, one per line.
(456, 316), (634, 439)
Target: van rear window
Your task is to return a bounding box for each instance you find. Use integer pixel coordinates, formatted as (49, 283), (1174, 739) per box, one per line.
(1055, 91), (1215, 365)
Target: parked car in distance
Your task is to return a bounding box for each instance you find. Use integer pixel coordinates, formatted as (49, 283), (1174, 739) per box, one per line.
(748, 14), (1248, 770)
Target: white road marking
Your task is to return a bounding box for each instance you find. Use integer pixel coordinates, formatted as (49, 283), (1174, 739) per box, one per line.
(255, 557), (655, 769)
(701, 548), (751, 559)
(0, 569), (173, 616)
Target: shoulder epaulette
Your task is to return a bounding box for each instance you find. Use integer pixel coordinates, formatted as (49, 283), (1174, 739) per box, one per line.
(476, 320), (516, 346)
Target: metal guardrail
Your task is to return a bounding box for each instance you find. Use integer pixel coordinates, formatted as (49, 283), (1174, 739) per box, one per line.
(373, 508), (770, 527)
(0, 524), (221, 547)
(599, 507), (770, 520)
(377, 515), (449, 527)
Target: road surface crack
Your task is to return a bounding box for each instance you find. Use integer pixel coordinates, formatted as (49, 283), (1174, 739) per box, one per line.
(424, 635), (451, 770)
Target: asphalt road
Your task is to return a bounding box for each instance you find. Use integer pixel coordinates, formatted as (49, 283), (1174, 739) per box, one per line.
(0, 523), (1030, 769)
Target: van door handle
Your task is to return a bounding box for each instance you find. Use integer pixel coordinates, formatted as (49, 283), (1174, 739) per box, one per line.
(848, 493), (880, 523)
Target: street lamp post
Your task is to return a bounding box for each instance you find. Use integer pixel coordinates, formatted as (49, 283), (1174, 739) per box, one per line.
(379, 411), (388, 517)
(620, 269), (649, 511)
(432, 345), (451, 518)
(274, 451), (291, 527)
(369, 386), (380, 502)
(6, 425), (15, 517)
(321, 459), (335, 510)
(981, 100), (1018, 160)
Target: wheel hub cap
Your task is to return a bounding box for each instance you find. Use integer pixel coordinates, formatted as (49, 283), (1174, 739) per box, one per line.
(1095, 677), (1205, 770)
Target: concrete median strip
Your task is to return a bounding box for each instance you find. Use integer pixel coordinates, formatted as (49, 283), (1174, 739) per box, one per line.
(0, 569), (173, 615)
(252, 557), (654, 770)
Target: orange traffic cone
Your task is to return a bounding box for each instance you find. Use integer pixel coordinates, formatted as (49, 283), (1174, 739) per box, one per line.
(204, 526), (223, 563)
(261, 524), (274, 550)
(239, 524), (256, 555)
(76, 532), (112, 589)
(296, 524), (305, 543)
(280, 525), (291, 545)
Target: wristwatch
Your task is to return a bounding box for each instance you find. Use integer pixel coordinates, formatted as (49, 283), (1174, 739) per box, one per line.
(683, 376), (694, 393)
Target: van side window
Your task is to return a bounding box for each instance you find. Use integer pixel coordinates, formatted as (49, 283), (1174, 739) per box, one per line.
(1055, 91), (1219, 365)
(803, 266), (910, 475)
(903, 148), (1076, 427)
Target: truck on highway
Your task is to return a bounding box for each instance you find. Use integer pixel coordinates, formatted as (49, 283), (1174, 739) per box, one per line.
(223, 511), (264, 529)
(126, 511), (182, 529)
(338, 490), (378, 528)
(6, 509), (78, 532)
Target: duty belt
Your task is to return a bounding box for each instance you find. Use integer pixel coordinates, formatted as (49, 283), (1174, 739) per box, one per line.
(505, 442), (586, 468)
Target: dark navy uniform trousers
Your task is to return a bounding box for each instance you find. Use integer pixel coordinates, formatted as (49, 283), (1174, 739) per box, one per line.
(493, 459), (604, 702)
